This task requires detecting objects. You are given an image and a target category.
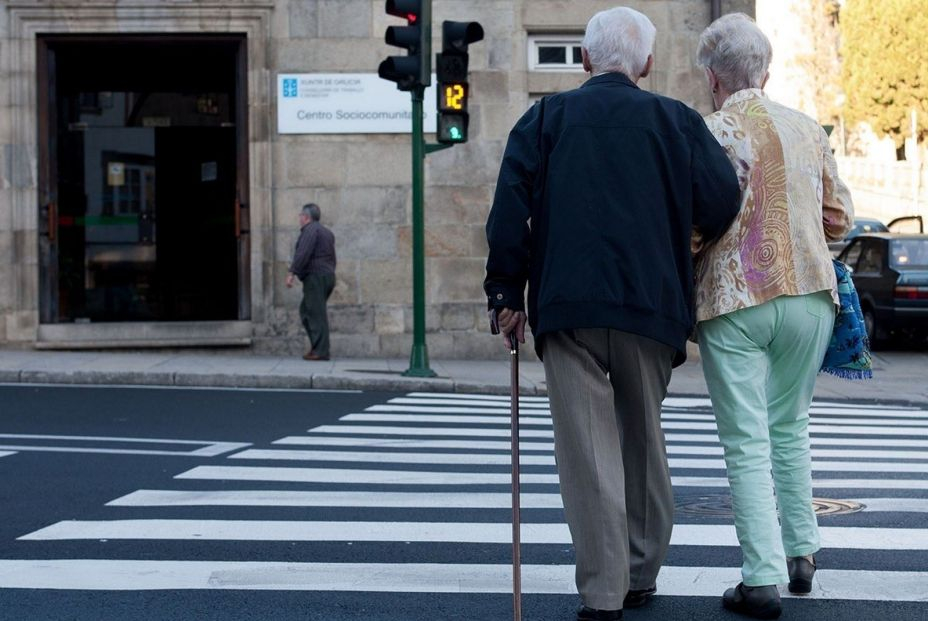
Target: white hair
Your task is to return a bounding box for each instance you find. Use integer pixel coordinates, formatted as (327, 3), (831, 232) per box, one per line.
(696, 13), (772, 92)
(581, 7), (656, 78)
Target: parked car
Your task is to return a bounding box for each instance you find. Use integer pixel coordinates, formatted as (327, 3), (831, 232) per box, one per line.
(837, 233), (928, 347)
(828, 215), (924, 257)
(828, 218), (887, 256)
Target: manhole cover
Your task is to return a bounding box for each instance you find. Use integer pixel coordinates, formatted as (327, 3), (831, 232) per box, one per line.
(676, 495), (864, 518)
(812, 498), (865, 516)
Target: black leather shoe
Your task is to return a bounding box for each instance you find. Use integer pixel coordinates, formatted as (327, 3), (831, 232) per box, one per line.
(623, 585), (657, 608)
(787, 556), (816, 594)
(576, 605), (622, 620)
(722, 583), (781, 619)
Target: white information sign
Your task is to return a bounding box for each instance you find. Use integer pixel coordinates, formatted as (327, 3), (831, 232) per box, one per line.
(277, 73), (438, 134)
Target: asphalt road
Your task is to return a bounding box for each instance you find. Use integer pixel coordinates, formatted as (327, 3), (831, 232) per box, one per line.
(0, 384), (926, 620)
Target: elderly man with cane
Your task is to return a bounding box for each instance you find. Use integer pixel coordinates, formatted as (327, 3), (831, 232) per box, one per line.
(484, 7), (740, 620)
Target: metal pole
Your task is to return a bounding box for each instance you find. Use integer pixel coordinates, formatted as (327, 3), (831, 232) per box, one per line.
(403, 86), (436, 378)
(912, 109), (922, 220)
(510, 331), (522, 621)
(711, 0), (722, 21)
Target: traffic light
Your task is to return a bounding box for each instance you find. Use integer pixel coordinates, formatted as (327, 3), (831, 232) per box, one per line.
(436, 20), (484, 143)
(379, 0), (430, 92)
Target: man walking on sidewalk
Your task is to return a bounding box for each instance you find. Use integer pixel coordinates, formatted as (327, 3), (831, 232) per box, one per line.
(286, 203), (336, 361)
(484, 7), (740, 620)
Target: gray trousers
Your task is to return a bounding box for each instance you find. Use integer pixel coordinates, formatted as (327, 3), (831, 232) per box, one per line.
(299, 272), (335, 357)
(542, 328), (675, 610)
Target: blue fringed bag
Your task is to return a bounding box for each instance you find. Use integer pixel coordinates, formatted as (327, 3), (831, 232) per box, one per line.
(820, 259), (873, 380)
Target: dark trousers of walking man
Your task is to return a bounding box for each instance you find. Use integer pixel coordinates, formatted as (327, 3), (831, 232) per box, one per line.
(300, 272), (335, 359)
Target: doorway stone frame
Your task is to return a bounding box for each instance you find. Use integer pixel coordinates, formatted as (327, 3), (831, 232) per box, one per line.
(6, 1), (274, 348)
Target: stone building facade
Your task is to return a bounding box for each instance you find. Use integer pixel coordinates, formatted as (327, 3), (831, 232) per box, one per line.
(0, 0), (753, 359)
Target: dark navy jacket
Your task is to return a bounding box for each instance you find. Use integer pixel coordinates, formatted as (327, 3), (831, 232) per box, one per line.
(484, 72), (740, 365)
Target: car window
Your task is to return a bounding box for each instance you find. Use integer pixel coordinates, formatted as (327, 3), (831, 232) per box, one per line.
(840, 239), (864, 270)
(857, 240), (884, 274)
(891, 239), (928, 268)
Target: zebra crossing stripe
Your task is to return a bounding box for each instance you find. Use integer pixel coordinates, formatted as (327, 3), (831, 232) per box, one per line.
(273, 434), (928, 452)
(0, 559), (924, 600)
(173, 465), (928, 489)
(669, 458), (928, 474)
(341, 413), (554, 426)
(666, 434), (928, 448)
(19, 521), (928, 550)
(229, 448), (560, 465)
(174, 465), (561, 485)
(228, 448), (928, 473)
(305, 423), (928, 439)
(0, 451), (16, 458)
(106, 489), (566, 509)
(273, 436), (557, 452)
(367, 405), (544, 415)
(388, 397), (550, 409)
(377, 405), (928, 424)
(394, 395), (928, 419)
(307, 425), (555, 438)
(106, 490), (928, 513)
(348, 412), (928, 429)
(404, 392), (550, 403)
(230, 445), (928, 464)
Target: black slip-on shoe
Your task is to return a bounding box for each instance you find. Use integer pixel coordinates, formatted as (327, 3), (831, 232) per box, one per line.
(722, 583), (782, 620)
(576, 605), (622, 620)
(787, 556), (816, 594)
(623, 585), (657, 609)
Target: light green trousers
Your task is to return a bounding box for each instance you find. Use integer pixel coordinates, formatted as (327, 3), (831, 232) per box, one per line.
(697, 291), (834, 586)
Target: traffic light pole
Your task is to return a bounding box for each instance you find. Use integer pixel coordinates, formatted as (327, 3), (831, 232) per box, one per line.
(403, 85), (436, 378)
(404, 87), (453, 378)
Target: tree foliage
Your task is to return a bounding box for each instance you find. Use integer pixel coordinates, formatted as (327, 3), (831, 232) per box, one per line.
(796, 0), (842, 125)
(841, 0), (928, 149)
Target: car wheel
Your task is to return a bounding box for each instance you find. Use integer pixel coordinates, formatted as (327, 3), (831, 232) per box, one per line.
(862, 306), (886, 349)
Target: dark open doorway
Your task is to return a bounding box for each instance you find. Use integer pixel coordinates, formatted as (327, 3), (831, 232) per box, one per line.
(38, 34), (249, 324)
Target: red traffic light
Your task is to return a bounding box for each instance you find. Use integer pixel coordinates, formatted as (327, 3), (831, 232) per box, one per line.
(386, 0), (420, 24)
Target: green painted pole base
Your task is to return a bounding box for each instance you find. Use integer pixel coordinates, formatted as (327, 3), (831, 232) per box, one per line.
(403, 343), (437, 378)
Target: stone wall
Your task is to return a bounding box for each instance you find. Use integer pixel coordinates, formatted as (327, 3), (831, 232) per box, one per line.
(0, 0), (754, 359)
(262, 0), (750, 360)
(837, 156), (928, 226)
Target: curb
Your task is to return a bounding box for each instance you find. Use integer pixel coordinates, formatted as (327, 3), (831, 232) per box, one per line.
(0, 369), (548, 396)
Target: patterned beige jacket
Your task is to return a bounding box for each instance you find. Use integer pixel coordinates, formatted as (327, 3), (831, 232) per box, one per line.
(694, 88), (854, 323)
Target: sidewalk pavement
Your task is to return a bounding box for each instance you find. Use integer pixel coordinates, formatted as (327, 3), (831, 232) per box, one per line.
(0, 348), (925, 404)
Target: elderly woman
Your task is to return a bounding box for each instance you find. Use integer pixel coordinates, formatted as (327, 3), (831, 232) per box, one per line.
(693, 14), (854, 620)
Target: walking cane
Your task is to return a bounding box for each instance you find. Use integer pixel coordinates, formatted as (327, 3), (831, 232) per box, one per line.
(490, 309), (522, 621)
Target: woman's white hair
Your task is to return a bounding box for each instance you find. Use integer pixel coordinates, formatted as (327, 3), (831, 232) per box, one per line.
(581, 7), (656, 78)
(696, 13), (772, 92)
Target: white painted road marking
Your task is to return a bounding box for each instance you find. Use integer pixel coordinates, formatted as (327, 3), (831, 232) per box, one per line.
(229, 445), (928, 464)
(174, 465), (928, 489)
(106, 490), (928, 514)
(306, 422), (928, 439)
(175, 465), (562, 485)
(106, 489), (567, 509)
(0, 560), (925, 601)
(0, 434), (249, 457)
(20, 521), (928, 550)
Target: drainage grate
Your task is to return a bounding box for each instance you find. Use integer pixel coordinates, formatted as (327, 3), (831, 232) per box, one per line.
(675, 494), (865, 518)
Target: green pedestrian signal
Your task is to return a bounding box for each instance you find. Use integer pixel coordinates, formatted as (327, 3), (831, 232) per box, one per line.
(438, 113), (467, 143)
(435, 20), (483, 144)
